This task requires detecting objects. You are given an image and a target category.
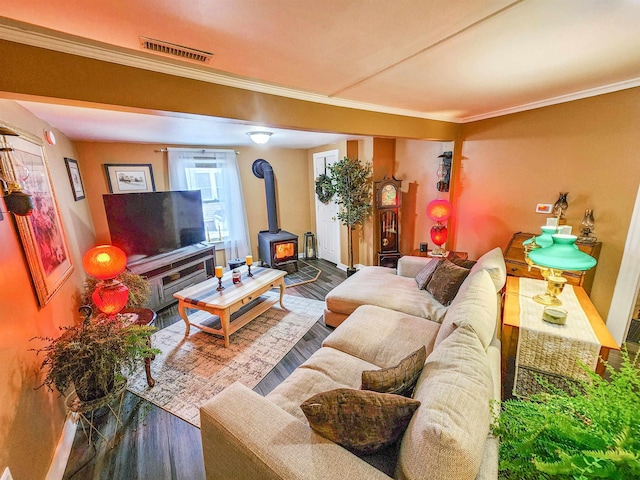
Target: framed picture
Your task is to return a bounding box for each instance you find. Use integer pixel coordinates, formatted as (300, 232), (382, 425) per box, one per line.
(64, 157), (85, 201)
(104, 163), (156, 194)
(0, 125), (73, 306)
(536, 203), (553, 214)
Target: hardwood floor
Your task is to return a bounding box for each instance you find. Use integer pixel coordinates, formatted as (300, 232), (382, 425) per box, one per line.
(63, 258), (346, 480)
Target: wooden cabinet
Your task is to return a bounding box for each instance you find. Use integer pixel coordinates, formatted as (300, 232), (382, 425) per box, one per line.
(504, 232), (601, 295)
(127, 244), (215, 311)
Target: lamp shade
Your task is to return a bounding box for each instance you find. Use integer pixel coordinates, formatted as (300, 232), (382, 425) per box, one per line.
(430, 224), (448, 247)
(426, 199), (452, 222)
(528, 234), (597, 271)
(82, 245), (127, 280)
(523, 225), (557, 248)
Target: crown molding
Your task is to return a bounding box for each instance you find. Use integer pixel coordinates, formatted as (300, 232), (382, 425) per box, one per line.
(459, 77), (640, 123)
(0, 19), (455, 123)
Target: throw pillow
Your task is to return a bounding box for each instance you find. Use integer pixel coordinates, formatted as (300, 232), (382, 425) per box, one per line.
(300, 388), (420, 455)
(449, 253), (477, 269)
(414, 259), (442, 289)
(426, 259), (471, 306)
(361, 345), (427, 397)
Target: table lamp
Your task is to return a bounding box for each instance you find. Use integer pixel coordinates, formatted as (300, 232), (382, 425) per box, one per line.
(82, 245), (129, 315)
(426, 199), (451, 256)
(527, 234), (597, 306)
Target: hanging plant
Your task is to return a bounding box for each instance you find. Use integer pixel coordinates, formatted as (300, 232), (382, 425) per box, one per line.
(315, 173), (334, 204)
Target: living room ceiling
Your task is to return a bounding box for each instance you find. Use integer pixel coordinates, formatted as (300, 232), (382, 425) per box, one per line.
(2, 0), (640, 147)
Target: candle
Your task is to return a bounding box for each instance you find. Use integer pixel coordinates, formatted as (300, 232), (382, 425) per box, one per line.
(215, 266), (223, 278)
(246, 255), (253, 266)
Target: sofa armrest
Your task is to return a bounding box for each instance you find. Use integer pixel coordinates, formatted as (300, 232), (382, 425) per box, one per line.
(200, 382), (391, 480)
(397, 255), (433, 278)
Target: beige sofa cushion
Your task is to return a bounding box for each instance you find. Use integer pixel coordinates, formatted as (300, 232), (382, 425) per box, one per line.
(266, 347), (378, 422)
(326, 267), (449, 323)
(322, 305), (440, 368)
(434, 269), (498, 349)
(396, 323), (493, 480)
(469, 247), (507, 293)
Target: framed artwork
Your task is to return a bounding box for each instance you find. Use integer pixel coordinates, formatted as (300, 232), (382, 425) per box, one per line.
(104, 163), (156, 194)
(64, 157), (85, 201)
(0, 126), (73, 306)
(536, 203), (553, 214)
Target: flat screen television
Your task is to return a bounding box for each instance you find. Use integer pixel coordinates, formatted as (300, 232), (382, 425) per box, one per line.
(103, 190), (206, 261)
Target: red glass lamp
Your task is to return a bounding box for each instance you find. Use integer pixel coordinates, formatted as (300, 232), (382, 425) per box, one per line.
(82, 245), (129, 315)
(426, 199), (452, 256)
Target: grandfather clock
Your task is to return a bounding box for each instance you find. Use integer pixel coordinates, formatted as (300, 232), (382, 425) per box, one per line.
(375, 175), (402, 268)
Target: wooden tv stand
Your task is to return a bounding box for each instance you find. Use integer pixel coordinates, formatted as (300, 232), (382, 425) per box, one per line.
(127, 243), (216, 311)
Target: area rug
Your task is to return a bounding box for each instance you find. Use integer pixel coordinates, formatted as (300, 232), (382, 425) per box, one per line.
(127, 292), (325, 427)
(283, 259), (321, 287)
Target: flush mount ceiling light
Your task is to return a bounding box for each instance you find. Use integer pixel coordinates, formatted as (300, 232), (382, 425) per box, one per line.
(247, 131), (273, 145)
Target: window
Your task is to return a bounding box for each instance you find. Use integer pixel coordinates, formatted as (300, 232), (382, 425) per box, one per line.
(185, 162), (226, 241)
(167, 148), (250, 260)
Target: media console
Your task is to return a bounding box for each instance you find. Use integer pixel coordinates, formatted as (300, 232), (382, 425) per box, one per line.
(127, 243), (216, 311)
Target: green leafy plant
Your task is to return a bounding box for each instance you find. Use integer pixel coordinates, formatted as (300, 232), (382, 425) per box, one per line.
(492, 349), (640, 479)
(326, 157), (373, 275)
(81, 270), (151, 311)
(34, 308), (159, 402)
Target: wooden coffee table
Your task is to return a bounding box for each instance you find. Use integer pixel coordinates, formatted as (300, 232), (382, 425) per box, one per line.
(173, 266), (287, 347)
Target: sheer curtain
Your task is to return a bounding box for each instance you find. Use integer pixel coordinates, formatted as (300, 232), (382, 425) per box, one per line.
(167, 148), (251, 261)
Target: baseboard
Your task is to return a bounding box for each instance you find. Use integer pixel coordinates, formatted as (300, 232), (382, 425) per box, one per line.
(45, 413), (78, 480)
(336, 262), (365, 272)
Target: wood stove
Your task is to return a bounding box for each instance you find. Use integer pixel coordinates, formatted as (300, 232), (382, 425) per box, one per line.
(252, 159), (298, 272)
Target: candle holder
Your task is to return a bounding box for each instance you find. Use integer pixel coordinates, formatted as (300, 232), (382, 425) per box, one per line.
(247, 264), (253, 277)
(216, 277), (225, 292)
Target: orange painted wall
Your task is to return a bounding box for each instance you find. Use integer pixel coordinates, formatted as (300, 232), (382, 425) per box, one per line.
(395, 139), (454, 253)
(0, 100), (96, 479)
(455, 87), (640, 317)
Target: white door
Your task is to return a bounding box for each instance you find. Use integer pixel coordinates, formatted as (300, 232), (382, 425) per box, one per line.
(313, 150), (341, 265)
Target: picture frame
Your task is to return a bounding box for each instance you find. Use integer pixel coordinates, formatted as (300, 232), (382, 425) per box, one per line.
(104, 163), (156, 194)
(64, 157), (85, 201)
(536, 203), (553, 214)
(0, 125), (74, 306)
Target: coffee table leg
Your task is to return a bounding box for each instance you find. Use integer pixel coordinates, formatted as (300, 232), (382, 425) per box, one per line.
(177, 301), (191, 337)
(221, 311), (230, 348)
(278, 280), (285, 309)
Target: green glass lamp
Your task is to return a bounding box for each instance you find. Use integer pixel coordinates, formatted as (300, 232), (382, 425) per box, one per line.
(527, 234), (597, 305)
(522, 225), (557, 248)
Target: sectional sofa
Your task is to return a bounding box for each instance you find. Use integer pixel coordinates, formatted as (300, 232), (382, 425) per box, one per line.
(199, 248), (507, 480)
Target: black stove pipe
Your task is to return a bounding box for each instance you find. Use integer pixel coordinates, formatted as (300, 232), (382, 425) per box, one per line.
(252, 159), (279, 234)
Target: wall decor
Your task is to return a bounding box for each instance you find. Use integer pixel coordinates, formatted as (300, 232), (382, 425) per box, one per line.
(535, 203), (553, 214)
(64, 157), (85, 201)
(104, 163), (156, 194)
(0, 126), (73, 306)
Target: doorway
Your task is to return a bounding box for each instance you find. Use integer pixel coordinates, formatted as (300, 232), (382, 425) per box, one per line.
(313, 150), (340, 265)
(606, 182), (640, 346)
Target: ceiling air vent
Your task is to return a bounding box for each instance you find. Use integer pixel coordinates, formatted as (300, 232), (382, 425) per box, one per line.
(139, 36), (213, 64)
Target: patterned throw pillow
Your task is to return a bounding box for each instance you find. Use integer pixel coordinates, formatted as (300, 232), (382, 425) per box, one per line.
(361, 346), (427, 397)
(414, 259), (442, 289)
(426, 259), (471, 306)
(300, 388), (420, 455)
(449, 254), (477, 269)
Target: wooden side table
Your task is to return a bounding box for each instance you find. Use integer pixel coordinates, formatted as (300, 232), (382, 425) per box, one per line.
(409, 249), (468, 259)
(501, 276), (618, 397)
(121, 308), (157, 387)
